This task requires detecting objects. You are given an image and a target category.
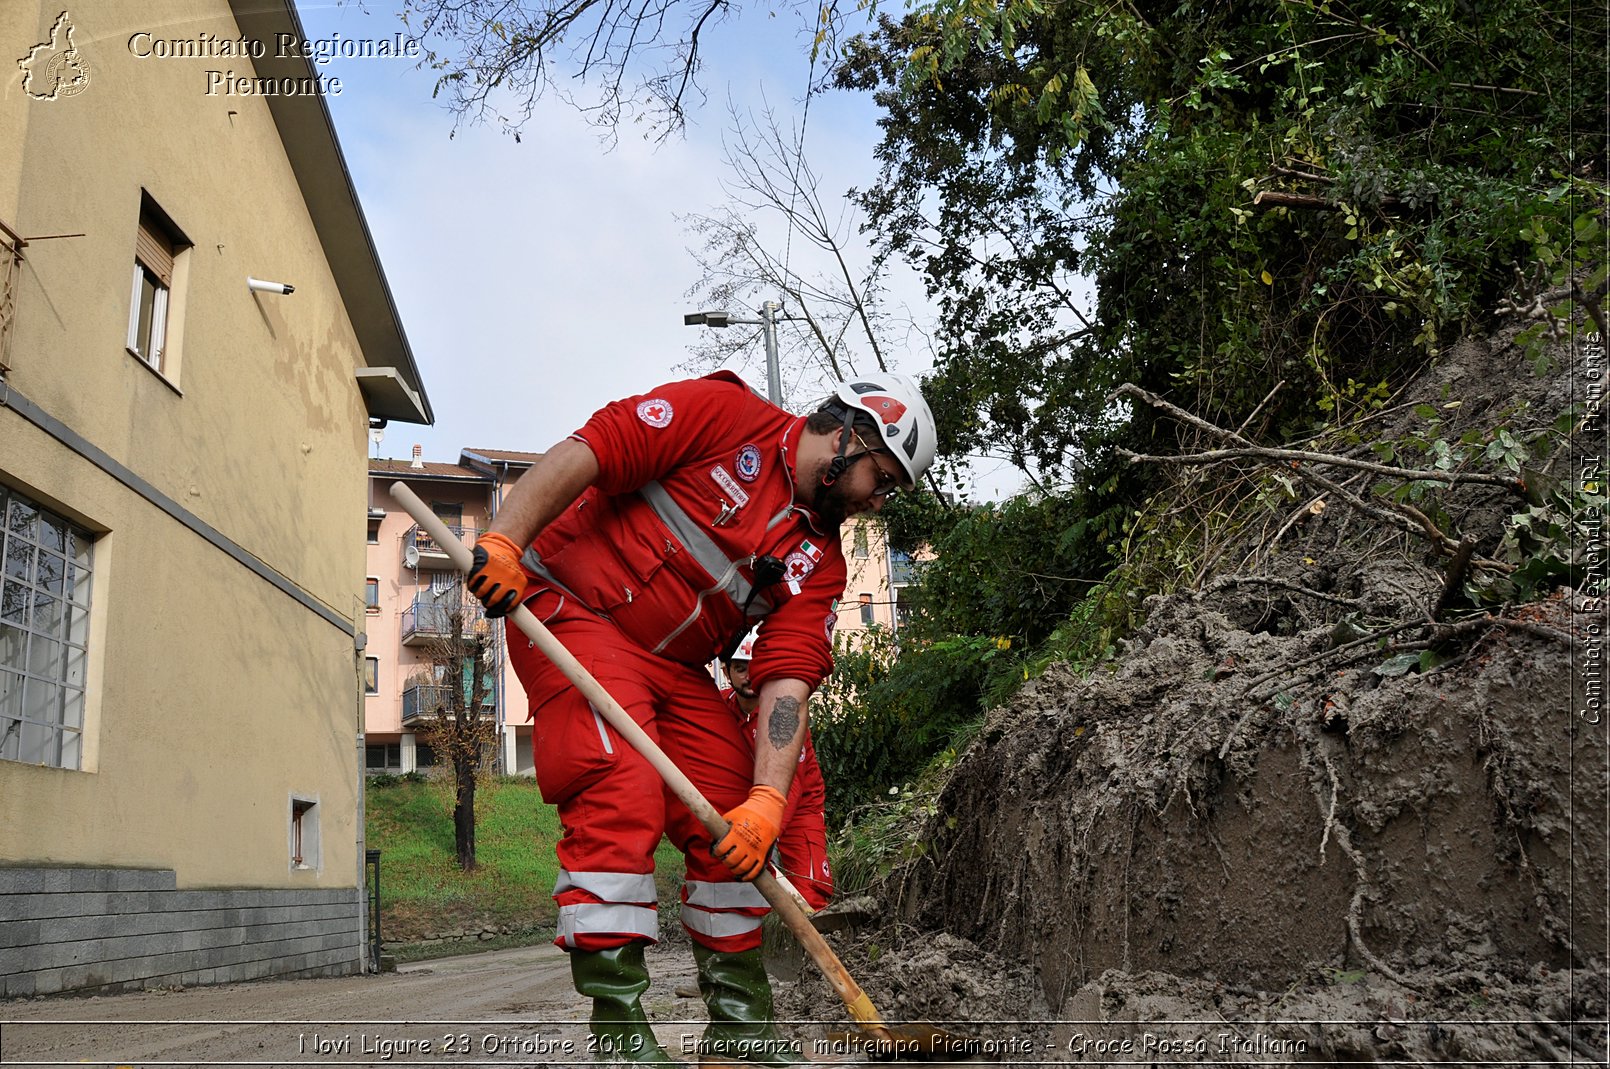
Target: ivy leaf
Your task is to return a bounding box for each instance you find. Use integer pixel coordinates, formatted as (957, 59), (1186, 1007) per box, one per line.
(1374, 653), (1421, 678)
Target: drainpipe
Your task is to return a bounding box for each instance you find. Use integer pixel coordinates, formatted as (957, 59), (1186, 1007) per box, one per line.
(354, 616), (370, 971)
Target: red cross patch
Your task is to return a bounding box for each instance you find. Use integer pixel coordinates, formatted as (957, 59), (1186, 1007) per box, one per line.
(636, 398), (673, 428)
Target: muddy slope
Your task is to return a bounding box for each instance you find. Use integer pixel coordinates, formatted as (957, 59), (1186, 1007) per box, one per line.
(901, 596), (1602, 1001)
(783, 328), (1607, 1061)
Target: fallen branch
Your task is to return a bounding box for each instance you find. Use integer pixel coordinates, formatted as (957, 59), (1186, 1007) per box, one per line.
(1574, 279), (1608, 342)
(1431, 538), (1478, 621)
(1118, 445), (1523, 493)
(1270, 164), (1335, 185)
(1202, 574), (1369, 610)
(1252, 189), (1402, 211)
(1113, 383), (1515, 570)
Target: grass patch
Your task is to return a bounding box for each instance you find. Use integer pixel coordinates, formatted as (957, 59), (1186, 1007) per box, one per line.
(367, 775), (693, 945)
(389, 928), (558, 964)
(367, 775), (562, 940)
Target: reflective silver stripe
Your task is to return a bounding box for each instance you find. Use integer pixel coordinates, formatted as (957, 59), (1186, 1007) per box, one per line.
(555, 869), (658, 902)
(680, 903), (765, 939)
(638, 481), (774, 653)
(683, 880), (769, 910)
(557, 903), (660, 946)
(589, 704), (614, 755)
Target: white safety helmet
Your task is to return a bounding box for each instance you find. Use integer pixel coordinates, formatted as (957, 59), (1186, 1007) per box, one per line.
(730, 626), (761, 663)
(822, 372), (937, 489)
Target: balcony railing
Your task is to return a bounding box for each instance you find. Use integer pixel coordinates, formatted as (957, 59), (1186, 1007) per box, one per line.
(401, 683), (497, 723)
(400, 598), (489, 647)
(401, 684), (451, 723)
(404, 523), (475, 570)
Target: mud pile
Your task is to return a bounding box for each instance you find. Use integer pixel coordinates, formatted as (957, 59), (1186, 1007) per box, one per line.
(781, 327), (1607, 1062)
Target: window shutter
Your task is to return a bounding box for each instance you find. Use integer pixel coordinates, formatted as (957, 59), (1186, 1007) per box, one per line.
(135, 212), (175, 286)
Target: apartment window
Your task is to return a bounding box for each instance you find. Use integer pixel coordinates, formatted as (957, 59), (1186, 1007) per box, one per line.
(127, 198), (187, 375)
(364, 577), (380, 611)
(1, 487), (93, 770)
(364, 656), (379, 694)
(858, 592), (874, 627)
(366, 742), (401, 771)
(367, 519), (381, 544)
(290, 797), (319, 870)
(853, 523), (869, 559)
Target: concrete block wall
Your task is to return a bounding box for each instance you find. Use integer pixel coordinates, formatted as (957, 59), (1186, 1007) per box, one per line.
(0, 867), (363, 998)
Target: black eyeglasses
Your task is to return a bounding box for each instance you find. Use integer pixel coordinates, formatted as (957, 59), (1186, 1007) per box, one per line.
(853, 434), (903, 499)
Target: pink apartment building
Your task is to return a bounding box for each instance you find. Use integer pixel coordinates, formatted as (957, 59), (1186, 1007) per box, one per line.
(364, 447), (540, 777)
(364, 445), (918, 778)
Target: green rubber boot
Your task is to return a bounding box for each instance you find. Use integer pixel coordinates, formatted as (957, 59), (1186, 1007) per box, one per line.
(692, 944), (801, 1067)
(570, 944), (676, 1065)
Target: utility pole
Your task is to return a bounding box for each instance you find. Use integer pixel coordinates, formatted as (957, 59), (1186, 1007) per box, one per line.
(684, 302), (786, 405)
(759, 301), (781, 405)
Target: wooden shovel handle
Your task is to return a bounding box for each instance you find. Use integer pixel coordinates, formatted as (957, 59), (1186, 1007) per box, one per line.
(389, 484), (889, 1032)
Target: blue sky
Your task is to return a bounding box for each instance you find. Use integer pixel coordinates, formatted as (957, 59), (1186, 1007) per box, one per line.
(295, 1), (1028, 499)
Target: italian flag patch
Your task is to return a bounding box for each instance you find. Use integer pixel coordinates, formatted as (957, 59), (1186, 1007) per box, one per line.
(800, 539), (824, 563)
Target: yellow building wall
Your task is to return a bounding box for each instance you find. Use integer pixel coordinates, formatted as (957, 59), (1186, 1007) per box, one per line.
(0, 1), (369, 888)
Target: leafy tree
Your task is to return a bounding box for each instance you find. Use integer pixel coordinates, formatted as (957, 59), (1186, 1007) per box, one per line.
(837, 0), (1608, 477)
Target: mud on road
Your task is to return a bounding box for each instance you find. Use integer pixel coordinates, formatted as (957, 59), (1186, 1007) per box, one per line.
(0, 938), (991, 1068)
(0, 942), (701, 1068)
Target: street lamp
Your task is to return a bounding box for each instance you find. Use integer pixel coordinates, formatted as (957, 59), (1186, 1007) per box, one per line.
(684, 301), (783, 404)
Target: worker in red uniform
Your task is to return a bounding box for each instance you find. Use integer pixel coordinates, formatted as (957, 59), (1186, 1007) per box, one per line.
(719, 626), (831, 913)
(465, 372), (936, 1065)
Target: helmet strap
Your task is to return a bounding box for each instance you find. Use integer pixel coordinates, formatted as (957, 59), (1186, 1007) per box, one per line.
(812, 411), (861, 515)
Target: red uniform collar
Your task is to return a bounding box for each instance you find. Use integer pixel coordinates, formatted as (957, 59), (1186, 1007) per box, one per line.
(779, 414), (833, 536)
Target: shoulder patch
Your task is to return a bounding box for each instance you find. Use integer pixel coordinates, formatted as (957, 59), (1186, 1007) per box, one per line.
(736, 444), (763, 482)
(636, 398), (674, 428)
(783, 551), (815, 582)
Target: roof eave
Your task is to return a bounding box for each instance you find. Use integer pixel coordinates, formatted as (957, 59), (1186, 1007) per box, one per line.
(226, 0), (434, 426)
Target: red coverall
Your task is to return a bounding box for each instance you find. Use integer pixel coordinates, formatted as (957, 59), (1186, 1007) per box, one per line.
(506, 373), (846, 953)
(719, 687), (832, 912)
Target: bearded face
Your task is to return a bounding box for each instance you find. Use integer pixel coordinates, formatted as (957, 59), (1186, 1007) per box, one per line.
(727, 659), (757, 702)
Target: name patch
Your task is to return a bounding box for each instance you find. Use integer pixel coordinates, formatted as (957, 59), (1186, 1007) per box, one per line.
(710, 465), (751, 507)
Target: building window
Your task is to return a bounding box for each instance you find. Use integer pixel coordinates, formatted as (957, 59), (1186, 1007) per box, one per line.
(364, 577), (380, 611)
(858, 592), (874, 627)
(0, 486), (93, 770)
(853, 523), (869, 559)
(366, 742), (401, 771)
(364, 656), (379, 694)
(290, 797), (319, 870)
(127, 198), (187, 376)
(367, 518), (382, 544)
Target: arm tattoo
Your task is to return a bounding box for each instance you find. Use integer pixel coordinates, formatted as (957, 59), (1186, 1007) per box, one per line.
(767, 696), (801, 751)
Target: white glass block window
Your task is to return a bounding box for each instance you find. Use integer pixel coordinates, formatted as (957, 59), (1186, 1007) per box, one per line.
(0, 487), (93, 769)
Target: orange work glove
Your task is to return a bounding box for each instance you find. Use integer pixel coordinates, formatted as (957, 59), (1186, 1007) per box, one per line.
(467, 532), (527, 617)
(713, 785), (787, 882)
